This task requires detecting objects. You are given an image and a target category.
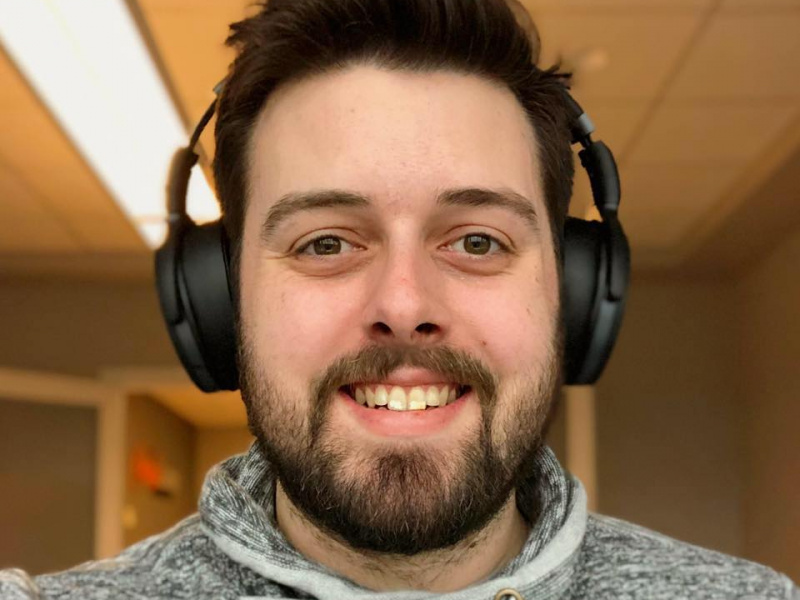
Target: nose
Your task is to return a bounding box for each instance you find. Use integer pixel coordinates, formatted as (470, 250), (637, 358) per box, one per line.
(362, 243), (448, 346)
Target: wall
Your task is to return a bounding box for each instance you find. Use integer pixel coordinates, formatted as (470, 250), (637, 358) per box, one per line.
(124, 394), (195, 547)
(0, 279), (177, 377)
(595, 276), (745, 557)
(0, 399), (96, 574)
(735, 227), (800, 580)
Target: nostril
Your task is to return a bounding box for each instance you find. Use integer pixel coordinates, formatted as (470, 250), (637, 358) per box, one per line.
(372, 322), (392, 335)
(415, 322), (437, 334)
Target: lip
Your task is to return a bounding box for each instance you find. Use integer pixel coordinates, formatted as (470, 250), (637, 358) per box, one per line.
(335, 386), (473, 438)
(349, 367), (462, 388)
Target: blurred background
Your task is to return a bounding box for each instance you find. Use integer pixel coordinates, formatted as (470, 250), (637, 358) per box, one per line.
(0, 0), (798, 582)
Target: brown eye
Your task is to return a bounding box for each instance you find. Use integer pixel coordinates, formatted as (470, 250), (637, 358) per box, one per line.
(463, 234), (492, 255)
(450, 232), (509, 257)
(295, 235), (359, 257)
(312, 236), (341, 255)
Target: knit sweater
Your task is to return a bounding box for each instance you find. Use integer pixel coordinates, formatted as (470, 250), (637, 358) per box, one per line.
(1, 443), (796, 599)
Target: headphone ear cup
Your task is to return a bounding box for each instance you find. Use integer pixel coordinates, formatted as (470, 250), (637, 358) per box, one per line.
(562, 216), (628, 385)
(563, 216), (604, 384)
(156, 220), (239, 392)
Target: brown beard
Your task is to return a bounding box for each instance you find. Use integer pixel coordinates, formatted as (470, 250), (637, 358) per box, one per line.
(238, 326), (563, 556)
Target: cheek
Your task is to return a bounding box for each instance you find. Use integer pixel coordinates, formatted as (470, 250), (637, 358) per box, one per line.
(464, 288), (552, 373)
(246, 274), (361, 375)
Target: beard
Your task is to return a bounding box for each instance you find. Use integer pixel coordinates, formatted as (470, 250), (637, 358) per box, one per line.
(238, 322), (563, 557)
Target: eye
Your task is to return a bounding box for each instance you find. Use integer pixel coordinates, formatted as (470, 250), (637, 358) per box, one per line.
(294, 234), (359, 257)
(447, 232), (510, 257)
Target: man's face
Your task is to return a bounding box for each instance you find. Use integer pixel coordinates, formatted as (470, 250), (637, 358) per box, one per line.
(238, 65), (563, 555)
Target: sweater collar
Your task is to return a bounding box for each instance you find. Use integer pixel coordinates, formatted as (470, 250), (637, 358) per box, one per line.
(200, 442), (586, 600)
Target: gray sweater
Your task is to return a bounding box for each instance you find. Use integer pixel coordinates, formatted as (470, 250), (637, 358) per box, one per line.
(1, 443), (796, 599)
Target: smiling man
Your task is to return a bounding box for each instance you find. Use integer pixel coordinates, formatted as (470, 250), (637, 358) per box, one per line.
(235, 63), (562, 591)
(1, 0), (797, 599)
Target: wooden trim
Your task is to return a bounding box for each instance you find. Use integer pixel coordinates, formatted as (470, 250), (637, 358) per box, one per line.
(94, 392), (127, 558)
(101, 366), (192, 387)
(564, 385), (598, 512)
(0, 368), (114, 405)
(0, 368), (126, 559)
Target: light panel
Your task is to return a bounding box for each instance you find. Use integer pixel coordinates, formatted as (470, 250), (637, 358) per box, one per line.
(0, 0), (220, 249)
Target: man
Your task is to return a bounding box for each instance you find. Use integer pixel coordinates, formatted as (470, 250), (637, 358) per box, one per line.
(1, 0), (797, 598)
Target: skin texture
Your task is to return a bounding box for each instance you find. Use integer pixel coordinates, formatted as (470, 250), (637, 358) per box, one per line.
(237, 65), (563, 592)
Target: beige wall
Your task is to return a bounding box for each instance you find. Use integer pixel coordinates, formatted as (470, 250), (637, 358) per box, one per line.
(124, 395), (195, 547)
(735, 227), (800, 580)
(595, 276), (745, 557)
(0, 399), (97, 574)
(0, 279), (177, 377)
(594, 225), (800, 580)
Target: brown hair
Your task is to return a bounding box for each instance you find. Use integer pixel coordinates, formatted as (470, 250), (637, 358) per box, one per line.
(213, 0), (574, 284)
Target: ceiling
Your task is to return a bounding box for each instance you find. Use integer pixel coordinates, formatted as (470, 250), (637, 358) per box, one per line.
(0, 0), (799, 281)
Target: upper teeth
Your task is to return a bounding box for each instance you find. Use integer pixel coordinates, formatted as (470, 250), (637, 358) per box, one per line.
(351, 384), (460, 411)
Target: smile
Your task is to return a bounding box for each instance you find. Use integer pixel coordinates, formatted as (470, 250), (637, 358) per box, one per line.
(339, 383), (471, 411)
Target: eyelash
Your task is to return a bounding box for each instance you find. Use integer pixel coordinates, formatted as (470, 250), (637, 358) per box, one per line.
(293, 232), (511, 258)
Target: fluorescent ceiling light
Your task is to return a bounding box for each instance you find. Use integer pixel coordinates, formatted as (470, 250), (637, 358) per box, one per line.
(0, 0), (220, 248)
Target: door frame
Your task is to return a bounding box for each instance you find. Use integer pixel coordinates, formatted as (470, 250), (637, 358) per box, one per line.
(0, 368), (127, 559)
(564, 385), (598, 512)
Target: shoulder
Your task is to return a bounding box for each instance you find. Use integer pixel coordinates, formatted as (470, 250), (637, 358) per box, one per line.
(573, 513), (798, 599)
(0, 515), (285, 600)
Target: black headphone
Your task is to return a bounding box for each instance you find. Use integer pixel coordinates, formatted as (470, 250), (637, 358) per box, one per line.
(155, 83), (630, 392)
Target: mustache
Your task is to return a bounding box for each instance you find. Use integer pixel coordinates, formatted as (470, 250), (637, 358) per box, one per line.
(310, 344), (497, 404)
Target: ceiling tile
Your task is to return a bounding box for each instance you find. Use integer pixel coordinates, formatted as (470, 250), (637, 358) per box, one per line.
(668, 13), (800, 100)
(627, 102), (798, 164)
(0, 50), (46, 112)
(619, 164), (741, 250)
(0, 167), (79, 252)
(139, 2), (257, 167)
(580, 101), (650, 158)
(0, 108), (144, 251)
(0, 50), (144, 253)
(138, 1), (255, 123)
(533, 13), (703, 100)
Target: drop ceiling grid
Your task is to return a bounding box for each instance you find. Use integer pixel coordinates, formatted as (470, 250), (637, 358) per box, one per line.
(619, 164), (742, 250)
(0, 52), (145, 254)
(0, 54), (83, 253)
(534, 12), (706, 101)
(529, 3), (715, 248)
(667, 12), (800, 100)
(627, 104), (799, 165)
(622, 6), (800, 263)
(136, 1), (250, 169)
(134, 0), (800, 271)
(0, 163), (79, 252)
(1, 110), (144, 253)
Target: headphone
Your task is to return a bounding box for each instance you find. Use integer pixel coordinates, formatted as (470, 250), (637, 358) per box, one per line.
(155, 83), (630, 392)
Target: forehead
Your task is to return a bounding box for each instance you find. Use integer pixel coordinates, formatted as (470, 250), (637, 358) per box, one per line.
(248, 65), (543, 218)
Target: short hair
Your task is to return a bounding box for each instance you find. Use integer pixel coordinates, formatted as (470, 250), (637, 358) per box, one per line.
(213, 0), (574, 286)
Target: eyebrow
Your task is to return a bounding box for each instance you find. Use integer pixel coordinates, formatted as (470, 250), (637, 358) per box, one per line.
(260, 187), (539, 244)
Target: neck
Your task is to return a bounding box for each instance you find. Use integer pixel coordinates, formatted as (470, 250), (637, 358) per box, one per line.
(274, 482), (530, 592)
